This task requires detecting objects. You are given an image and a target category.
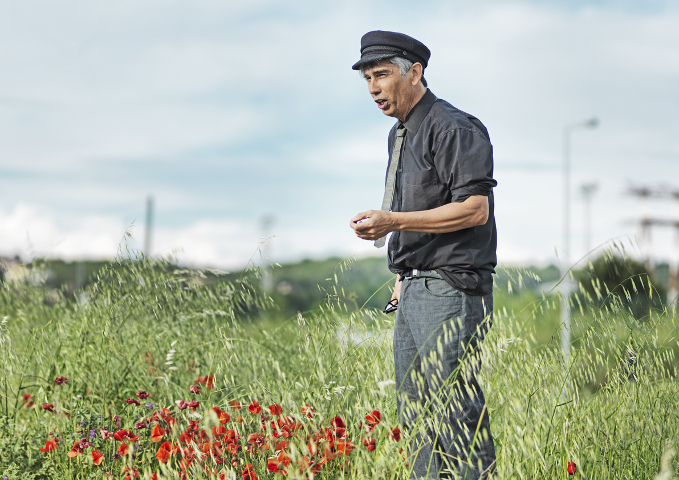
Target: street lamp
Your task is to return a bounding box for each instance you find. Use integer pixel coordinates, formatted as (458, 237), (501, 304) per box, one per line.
(580, 182), (599, 256)
(563, 118), (598, 260)
(561, 117), (598, 363)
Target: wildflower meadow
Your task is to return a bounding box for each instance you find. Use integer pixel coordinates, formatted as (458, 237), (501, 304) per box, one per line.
(0, 246), (678, 479)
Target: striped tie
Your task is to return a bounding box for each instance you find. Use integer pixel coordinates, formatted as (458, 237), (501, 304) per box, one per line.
(375, 125), (406, 248)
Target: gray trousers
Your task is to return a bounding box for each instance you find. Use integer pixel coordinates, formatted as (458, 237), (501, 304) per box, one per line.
(394, 270), (496, 480)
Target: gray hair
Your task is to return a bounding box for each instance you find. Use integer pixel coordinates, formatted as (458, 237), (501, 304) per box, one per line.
(361, 56), (428, 87)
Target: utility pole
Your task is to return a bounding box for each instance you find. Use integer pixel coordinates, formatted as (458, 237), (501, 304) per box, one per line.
(260, 215), (275, 292)
(144, 196), (154, 257)
(628, 184), (679, 303)
(580, 182), (599, 256)
(561, 117), (598, 363)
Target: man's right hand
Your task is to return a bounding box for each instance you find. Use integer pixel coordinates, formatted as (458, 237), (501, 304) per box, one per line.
(392, 275), (402, 304)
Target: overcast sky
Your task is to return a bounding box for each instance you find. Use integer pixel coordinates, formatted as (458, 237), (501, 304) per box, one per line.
(1, 0), (678, 269)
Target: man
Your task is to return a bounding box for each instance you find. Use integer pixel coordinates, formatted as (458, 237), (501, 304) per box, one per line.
(349, 31), (497, 479)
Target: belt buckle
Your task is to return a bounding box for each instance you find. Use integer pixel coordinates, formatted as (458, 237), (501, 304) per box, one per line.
(405, 268), (418, 279)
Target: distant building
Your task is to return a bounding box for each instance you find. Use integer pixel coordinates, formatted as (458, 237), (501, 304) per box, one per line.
(0, 255), (25, 283)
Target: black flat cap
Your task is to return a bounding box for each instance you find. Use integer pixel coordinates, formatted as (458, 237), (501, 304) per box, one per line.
(351, 30), (431, 71)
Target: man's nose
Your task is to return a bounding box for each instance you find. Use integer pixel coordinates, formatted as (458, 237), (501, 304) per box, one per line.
(368, 79), (380, 95)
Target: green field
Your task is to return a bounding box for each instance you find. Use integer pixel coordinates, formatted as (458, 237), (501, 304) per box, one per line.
(0, 252), (677, 479)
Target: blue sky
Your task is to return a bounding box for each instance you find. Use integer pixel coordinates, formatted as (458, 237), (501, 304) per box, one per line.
(1, 0), (678, 268)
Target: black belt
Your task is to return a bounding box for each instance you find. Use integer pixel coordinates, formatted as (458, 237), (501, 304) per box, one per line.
(402, 269), (440, 279)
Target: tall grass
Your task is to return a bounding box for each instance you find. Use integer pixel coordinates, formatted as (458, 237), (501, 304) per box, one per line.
(0, 249), (677, 479)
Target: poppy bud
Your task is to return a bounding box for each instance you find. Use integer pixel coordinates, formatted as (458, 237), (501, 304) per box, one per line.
(567, 462), (577, 475)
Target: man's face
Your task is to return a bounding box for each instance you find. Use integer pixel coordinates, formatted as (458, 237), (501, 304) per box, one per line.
(363, 62), (414, 120)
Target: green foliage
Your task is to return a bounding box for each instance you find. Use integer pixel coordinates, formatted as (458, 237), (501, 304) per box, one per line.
(0, 251), (677, 479)
(574, 252), (667, 320)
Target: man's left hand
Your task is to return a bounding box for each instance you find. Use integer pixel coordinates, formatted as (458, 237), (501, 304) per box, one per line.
(350, 210), (397, 240)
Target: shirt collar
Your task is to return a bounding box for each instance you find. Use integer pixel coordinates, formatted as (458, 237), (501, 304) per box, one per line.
(402, 89), (437, 135)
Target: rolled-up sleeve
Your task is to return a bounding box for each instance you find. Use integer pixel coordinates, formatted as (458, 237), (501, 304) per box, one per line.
(433, 127), (497, 203)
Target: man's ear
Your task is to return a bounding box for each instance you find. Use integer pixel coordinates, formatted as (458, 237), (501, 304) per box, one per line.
(410, 62), (424, 86)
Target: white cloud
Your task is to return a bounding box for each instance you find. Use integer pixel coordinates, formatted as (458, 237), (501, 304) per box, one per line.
(1, 0), (678, 268)
(0, 204), (125, 260)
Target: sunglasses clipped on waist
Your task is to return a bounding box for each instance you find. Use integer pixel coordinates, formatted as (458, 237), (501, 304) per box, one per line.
(383, 298), (398, 314)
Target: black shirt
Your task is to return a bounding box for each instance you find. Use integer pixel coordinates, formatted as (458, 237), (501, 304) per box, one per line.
(387, 89), (497, 295)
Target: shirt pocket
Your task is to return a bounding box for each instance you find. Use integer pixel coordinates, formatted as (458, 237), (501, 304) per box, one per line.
(402, 170), (440, 212)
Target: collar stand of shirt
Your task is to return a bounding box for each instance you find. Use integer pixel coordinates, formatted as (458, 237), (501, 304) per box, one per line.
(401, 89), (438, 135)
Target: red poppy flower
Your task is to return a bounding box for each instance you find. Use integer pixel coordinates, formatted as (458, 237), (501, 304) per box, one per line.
(366, 410), (382, 429)
(195, 375), (215, 389)
(188, 420), (200, 432)
(242, 463), (259, 480)
(568, 462), (577, 475)
(189, 385), (201, 395)
(136, 390), (150, 399)
(331, 416), (346, 429)
(92, 450), (104, 465)
(267, 451), (291, 474)
(247, 432), (264, 446)
(363, 436), (377, 452)
(39, 438), (58, 453)
(274, 439), (289, 451)
(188, 400), (200, 411)
(67, 441), (81, 458)
(113, 429), (139, 442)
(177, 400), (188, 410)
(134, 421), (147, 430)
(42, 403), (56, 414)
(336, 439), (355, 456)
(124, 467), (140, 479)
(390, 427), (401, 442)
(230, 400), (242, 410)
(223, 428), (240, 444)
(151, 424), (165, 442)
(268, 404), (283, 415)
(118, 442), (130, 456)
(248, 400), (262, 414)
(126, 398), (141, 406)
(54, 376), (68, 385)
(155, 441), (172, 463)
(149, 475), (159, 480)
(22, 393), (34, 408)
(99, 427), (113, 440)
(302, 404), (314, 418)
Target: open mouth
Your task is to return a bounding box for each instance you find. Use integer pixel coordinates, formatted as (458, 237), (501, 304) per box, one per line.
(375, 99), (388, 110)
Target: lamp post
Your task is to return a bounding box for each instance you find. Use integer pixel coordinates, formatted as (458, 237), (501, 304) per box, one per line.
(561, 118), (598, 363)
(580, 182), (599, 256)
(144, 195), (154, 257)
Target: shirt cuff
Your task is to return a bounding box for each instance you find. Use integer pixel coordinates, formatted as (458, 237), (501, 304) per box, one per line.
(450, 183), (494, 202)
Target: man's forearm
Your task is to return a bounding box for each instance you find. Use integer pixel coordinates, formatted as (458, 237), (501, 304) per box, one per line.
(391, 195), (489, 233)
